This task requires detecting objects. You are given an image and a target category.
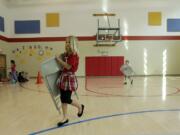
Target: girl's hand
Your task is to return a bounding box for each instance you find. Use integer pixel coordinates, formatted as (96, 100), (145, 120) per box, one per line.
(55, 54), (71, 70)
(55, 54), (63, 63)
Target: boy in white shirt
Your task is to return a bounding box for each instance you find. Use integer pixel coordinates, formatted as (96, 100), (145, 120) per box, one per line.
(120, 60), (134, 85)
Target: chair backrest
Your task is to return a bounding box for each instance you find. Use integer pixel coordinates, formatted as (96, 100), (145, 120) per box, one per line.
(41, 57), (62, 97)
(41, 57), (61, 76)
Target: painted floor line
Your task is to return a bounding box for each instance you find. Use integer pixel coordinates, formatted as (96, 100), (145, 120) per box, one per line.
(29, 108), (180, 135)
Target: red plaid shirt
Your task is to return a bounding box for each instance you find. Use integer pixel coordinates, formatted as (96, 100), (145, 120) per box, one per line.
(57, 53), (79, 91)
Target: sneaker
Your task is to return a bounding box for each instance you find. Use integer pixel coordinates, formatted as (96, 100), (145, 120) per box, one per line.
(77, 104), (84, 117)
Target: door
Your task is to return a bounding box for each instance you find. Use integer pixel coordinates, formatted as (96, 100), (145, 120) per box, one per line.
(0, 54), (6, 80)
(86, 56), (124, 76)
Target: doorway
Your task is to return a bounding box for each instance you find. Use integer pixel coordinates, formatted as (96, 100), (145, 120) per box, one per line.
(0, 54), (6, 80)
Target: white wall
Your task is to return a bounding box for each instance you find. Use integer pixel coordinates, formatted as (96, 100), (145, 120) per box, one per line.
(6, 0), (180, 37)
(7, 40), (180, 77)
(0, 40), (12, 72)
(0, 0), (11, 37)
(1, 0), (180, 76)
(0, 0), (11, 64)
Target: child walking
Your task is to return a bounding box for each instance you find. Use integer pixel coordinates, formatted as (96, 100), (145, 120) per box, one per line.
(10, 60), (18, 83)
(55, 36), (84, 127)
(120, 60), (134, 85)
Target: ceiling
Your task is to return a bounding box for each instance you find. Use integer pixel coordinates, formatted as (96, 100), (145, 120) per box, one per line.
(2, 0), (98, 5)
(1, 0), (179, 8)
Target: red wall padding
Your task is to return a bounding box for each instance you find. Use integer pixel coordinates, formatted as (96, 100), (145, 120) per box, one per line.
(86, 56), (124, 76)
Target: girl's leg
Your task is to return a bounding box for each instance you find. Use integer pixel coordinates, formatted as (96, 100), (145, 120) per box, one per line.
(59, 90), (83, 120)
(61, 103), (68, 121)
(71, 100), (83, 115)
(57, 90), (84, 126)
(57, 90), (69, 126)
(63, 90), (84, 116)
(57, 103), (69, 127)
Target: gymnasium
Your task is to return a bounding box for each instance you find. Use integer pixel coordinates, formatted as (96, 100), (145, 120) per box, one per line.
(0, 0), (180, 135)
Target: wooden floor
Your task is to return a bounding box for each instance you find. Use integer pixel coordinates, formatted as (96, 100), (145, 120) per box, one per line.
(0, 76), (180, 135)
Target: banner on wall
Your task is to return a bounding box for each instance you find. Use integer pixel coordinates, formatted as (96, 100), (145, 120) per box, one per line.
(11, 45), (54, 64)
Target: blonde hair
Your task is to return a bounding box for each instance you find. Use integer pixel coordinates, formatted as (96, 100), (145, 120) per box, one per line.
(66, 36), (79, 54)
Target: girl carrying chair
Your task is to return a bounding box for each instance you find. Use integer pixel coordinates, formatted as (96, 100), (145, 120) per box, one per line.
(55, 36), (84, 127)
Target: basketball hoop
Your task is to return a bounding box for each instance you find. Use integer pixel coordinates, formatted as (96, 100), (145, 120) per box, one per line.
(93, 13), (122, 46)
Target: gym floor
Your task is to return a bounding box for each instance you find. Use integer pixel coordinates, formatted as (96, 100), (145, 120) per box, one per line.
(0, 76), (180, 135)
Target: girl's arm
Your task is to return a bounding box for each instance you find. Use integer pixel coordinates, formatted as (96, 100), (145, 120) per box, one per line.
(55, 54), (71, 70)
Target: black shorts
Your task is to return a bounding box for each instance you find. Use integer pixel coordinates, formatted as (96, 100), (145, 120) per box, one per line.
(60, 90), (72, 104)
